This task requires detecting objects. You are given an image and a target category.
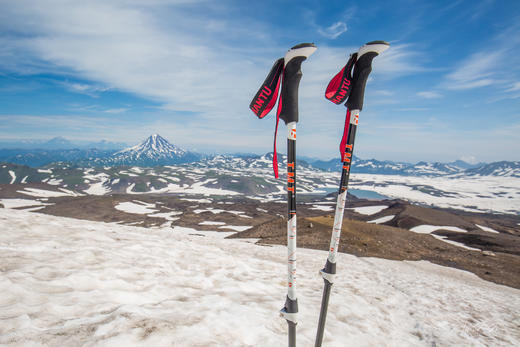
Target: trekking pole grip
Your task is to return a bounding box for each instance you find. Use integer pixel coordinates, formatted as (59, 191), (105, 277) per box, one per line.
(346, 40), (389, 111)
(279, 43), (317, 124)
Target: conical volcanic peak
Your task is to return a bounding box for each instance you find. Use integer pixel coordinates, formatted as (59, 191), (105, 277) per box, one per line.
(116, 134), (186, 159)
(107, 134), (198, 165)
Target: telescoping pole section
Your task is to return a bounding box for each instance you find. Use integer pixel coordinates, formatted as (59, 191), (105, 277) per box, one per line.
(283, 121), (298, 344)
(278, 43), (317, 347)
(315, 108), (358, 346)
(315, 41), (389, 347)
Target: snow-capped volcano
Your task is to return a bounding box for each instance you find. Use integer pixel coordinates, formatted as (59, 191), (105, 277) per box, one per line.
(116, 134), (186, 158)
(106, 134), (199, 165)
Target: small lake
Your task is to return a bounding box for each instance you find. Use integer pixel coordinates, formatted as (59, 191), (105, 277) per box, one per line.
(303, 187), (390, 200)
(349, 189), (390, 200)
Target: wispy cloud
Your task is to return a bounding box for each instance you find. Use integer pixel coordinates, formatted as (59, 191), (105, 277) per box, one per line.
(506, 82), (520, 92)
(104, 108), (128, 114)
(443, 22), (520, 94)
(445, 51), (501, 90)
(371, 44), (428, 76)
(61, 81), (110, 97)
(470, 0), (495, 21)
(318, 22), (347, 39)
(417, 91), (442, 99)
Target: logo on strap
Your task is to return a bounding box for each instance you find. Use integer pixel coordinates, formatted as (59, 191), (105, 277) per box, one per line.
(325, 53), (359, 162)
(249, 58), (285, 178)
(250, 58), (284, 119)
(325, 53), (357, 105)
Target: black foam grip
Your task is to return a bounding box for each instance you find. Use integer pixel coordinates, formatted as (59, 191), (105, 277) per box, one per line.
(279, 56), (307, 124)
(346, 52), (378, 111)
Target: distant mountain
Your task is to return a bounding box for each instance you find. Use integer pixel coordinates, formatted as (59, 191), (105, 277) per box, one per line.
(42, 137), (75, 149)
(97, 134), (200, 166)
(465, 161), (520, 177)
(312, 157), (411, 175)
(0, 148), (116, 167)
(82, 140), (127, 150)
(404, 161), (462, 176)
(448, 160), (484, 170)
(0, 136), (517, 177)
(0, 137), (126, 150)
(195, 152), (313, 171)
(0, 137), (75, 150)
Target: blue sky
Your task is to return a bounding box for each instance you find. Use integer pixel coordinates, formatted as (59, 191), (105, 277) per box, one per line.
(0, 0), (519, 163)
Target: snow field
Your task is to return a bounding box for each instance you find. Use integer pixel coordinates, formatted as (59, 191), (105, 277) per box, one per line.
(475, 224), (499, 234)
(8, 170), (16, 184)
(310, 205), (334, 211)
(348, 205), (388, 215)
(17, 187), (79, 198)
(198, 221), (226, 226)
(350, 173), (520, 214)
(115, 202), (158, 214)
(410, 225), (481, 251)
(410, 225), (468, 234)
(367, 215), (395, 224)
(217, 225), (253, 232)
(0, 209), (518, 346)
(0, 199), (54, 210)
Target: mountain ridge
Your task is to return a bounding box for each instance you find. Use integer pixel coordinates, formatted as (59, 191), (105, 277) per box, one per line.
(0, 134), (518, 177)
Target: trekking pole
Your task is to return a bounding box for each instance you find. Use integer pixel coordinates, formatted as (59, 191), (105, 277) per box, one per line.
(250, 42), (317, 347)
(315, 41), (389, 347)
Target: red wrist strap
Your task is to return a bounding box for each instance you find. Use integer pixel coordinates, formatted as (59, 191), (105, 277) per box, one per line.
(325, 54), (357, 160)
(250, 58), (285, 178)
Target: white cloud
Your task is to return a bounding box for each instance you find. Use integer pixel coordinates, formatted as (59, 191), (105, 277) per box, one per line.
(506, 82), (520, 92)
(443, 27), (520, 93)
(444, 50), (500, 90)
(104, 108), (128, 114)
(370, 44), (427, 76)
(317, 22), (347, 39)
(417, 91), (442, 99)
(460, 155), (478, 164)
(61, 81), (110, 96)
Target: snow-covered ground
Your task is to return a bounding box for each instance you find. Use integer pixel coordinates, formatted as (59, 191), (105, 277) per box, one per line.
(0, 199), (53, 209)
(1, 209), (518, 346)
(367, 215), (395, 224)
(17, 187), (80, 198)
(475, 224), (499, 234)
(349, 173), (520, 214)
(8, 170), (16, 184)
(348, 205), (389, 215)
(410, 225), (481, 251)
(115, 201), (158, 214)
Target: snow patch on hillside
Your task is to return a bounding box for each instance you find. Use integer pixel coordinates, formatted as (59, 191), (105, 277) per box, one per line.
(8, 170), (16, 184)
(410, 225), (480, 250)
(349, 205), (388, 215)
(368, 215), (395, 224)
(475, 224), (499, 234)
(0, 199), (53, 209)
(17, 187), (78, 198)
(115, 201), (158, 214)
